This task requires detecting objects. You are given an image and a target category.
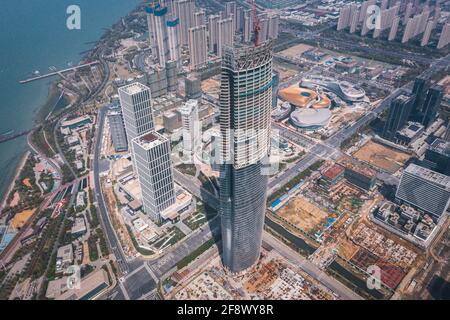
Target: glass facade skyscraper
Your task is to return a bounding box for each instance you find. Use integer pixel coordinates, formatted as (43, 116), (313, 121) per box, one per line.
(219, 42), (273, 273)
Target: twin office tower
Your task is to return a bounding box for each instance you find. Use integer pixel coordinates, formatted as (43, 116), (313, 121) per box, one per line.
(118, 42), (274, 273)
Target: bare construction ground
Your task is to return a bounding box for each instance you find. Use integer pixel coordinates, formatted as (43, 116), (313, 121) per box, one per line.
(201, 78), (220, 97)
(277, 196), (328, 234)
(279, 43), (314, 60)
(353, 140), (410, 174)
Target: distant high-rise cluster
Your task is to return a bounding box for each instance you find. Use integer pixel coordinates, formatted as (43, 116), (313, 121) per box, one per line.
(337, 0), (448, 48)
(146, 1), (280, 71)
(146, 2), (181, 67)
(383, 76), (443, 142)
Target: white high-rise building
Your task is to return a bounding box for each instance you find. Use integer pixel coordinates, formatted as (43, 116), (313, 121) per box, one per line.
(132, 132), (176, 223)
(208, 14), (220, 54)
(225, 2), (237, 20)
(118, 83), (155, 143)
(174, 0), (195, 45)
(243, 10), (253, 43)
(179, 99), (201, 156)
(268, 15), (280, 40)
(404, 2), (414, 25)
(217, 18), (234, 58)
(337, 5), (352, 31)
(389, 16), (400, 40)
(194, 10), (206, 27)
(437, 22), (450, 49)
(350, 8), (360, 33)
(259, 17), (269, 43)
(421, 20), (434, 46)
(188, 25), (208, 70)
(373, 5), (399, 38)
(167, 17), (181, 67)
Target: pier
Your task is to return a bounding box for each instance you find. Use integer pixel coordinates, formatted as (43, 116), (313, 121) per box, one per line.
(0, 127), (40, 144)
(19, 61), (100, 84)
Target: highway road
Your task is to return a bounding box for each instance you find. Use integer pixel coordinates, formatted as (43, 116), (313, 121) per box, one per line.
(93, 107), (131, 275)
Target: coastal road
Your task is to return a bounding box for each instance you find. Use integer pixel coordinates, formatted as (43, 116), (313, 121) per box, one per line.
(93, 107), (131, 275)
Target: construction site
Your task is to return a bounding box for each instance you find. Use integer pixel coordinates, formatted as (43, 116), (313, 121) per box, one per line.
(353, 140), (411, 174)
(172, 249), (337, 300)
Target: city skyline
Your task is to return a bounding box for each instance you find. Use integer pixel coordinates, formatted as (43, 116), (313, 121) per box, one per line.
(0, 0), (449, 303)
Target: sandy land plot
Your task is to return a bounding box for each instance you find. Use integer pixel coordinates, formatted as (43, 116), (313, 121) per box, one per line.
(202, 79), (220, 96)
(353, 141), (410, 174)
(279, 44), (314, 59)
(337, 238), (360, 261)
(277, 196), (328, 233)
(11, 209), (35, 229)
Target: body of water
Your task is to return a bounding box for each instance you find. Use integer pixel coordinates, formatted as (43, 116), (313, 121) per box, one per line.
(0, 0), (141, 201)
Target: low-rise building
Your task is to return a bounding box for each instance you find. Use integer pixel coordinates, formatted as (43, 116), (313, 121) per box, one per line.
(56, 244), (74, 274)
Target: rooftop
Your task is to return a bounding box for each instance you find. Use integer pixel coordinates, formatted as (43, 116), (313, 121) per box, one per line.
(132, 131), (168, 150)
(397, 122), (424, 138)
(405, 164), (450, 190)
(339, 157), (377, 178)
(429, 138), (450, 157)
(322, 164), (345, 180)
(119, 82), (149, 96)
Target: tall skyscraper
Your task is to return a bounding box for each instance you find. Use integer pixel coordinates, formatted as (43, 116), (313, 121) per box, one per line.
(421, 85), (443, 127)
(350, 8), (360, 34)
(383, 94), (415, 140)
(411, 76), (430, 121)
(421, 20), (434, 46)
(179, 99), (201, 156)
(389, 16), (400, 40)
(174, 0), (195, 45)
(146, 4), (170, 66)
(437, 22), (450, 49)
(243, 10), (253, 43)
(167, 17), (181, 67)
(404, 2), (413, 25)
(225, 2), (237, 21)
(194, 10), (206, 27)
(217, 18), (234, 58)
(188, 25), (208, 70)
(396, 163), (450, 220)
(268, 15), (280, 40)
(118, 83), (155, 142)
(132, 132), (176, 223)
(337, 5), (352, 31)
(107, 108), (128, 153)
(219, 42), (273, 273)
(208, 14), (220, 54)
